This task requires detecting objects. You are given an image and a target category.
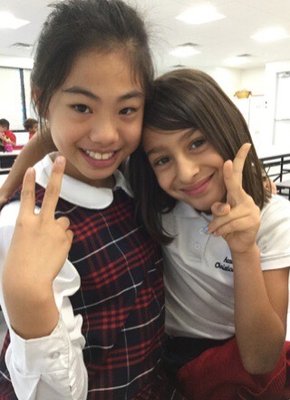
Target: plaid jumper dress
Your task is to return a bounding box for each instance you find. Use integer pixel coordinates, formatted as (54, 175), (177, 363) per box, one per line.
(0, 184), (172, 399)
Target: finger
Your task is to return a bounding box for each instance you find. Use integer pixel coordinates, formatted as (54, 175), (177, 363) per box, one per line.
(227, 143), (251, 185)
(232, 143), (251, 183)
(62, 229), (74, 255)
(223, 143), (251, 198)
(223, 160), (241, 198)
(208, 204), (251, 233)
(66, 229), (74, 245)
(212, 216), (258, 237)
(211, 201), (231, 217)
(18, 167), (36, 215)
(56, 216), (71, 231)
(40, 156), (66, 218)
(209, 199), (260, 235)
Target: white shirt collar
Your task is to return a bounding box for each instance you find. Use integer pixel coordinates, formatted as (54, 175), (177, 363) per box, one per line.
(34, 154), (133, 209)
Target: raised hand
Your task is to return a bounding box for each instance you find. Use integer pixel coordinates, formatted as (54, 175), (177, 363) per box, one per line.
(208, 143), (260, 254)
(2, 156), (74, 338)
(4, 156), (73, 287)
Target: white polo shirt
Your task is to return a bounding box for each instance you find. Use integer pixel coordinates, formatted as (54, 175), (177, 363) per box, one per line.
(162, 194), (290, 339)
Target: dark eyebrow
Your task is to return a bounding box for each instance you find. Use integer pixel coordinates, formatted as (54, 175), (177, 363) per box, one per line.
(63, 86), (98, 100)
(62, 86), (144, 101)
(120, 91), (144, 101)
(146, 146), (165, 157)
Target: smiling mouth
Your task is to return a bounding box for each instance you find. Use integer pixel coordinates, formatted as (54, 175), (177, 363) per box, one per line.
(84, 149), (115, 160)
(181, 175), (213, 195)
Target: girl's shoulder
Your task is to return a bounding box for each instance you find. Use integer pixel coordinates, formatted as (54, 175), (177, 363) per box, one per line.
(258, 195), (290, 269)
(261, 194), (290, 220)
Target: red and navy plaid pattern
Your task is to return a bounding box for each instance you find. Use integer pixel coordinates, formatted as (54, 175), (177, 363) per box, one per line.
(0, 185), (172, 399)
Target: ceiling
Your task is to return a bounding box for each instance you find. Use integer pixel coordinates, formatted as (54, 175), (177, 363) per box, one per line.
(1, 0), (290, 74)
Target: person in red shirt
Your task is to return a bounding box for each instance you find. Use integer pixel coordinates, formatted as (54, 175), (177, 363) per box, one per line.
(0, 119), (16, 151)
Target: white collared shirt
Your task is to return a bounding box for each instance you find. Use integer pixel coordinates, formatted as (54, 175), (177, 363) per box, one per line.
(0, 154), (132, 400)
(162, 195), (290, 339)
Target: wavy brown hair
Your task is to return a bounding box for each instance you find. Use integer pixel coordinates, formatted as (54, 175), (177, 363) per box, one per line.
(129, 68), (269, 244)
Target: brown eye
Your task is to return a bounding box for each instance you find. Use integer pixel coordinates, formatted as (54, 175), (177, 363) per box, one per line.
(119, 107), (136, 115)
(73, 104), (90, 113)
(154, 156), (170, 167)
(190, 138), (206, 149)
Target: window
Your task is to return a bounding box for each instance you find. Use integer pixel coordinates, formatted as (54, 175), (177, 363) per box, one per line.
(0, 66), (32, 130)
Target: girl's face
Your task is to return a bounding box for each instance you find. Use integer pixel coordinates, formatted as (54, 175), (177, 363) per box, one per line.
(143, 127), (226, 212)
(46, 49), (144, 187)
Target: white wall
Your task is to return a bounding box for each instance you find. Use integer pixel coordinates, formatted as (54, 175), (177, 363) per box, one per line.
(236, 60), (290, 153)
(240, 67), (265, 95)
(208, 63), (290, 155)
(203, 64), (290, 156)
(0, 55), (33, 69)
(264, 60), (290, 147)
(203, 67), (241, 98)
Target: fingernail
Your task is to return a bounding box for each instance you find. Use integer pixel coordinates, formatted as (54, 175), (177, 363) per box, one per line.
(55, 155), (65, 165)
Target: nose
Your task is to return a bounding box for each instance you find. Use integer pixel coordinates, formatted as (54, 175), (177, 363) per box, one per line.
(89, 114), (119, 146)
(176, 156), (199, 183)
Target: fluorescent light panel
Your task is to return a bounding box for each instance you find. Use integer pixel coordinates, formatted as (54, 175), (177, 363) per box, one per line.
(251, 27), (289, 43)
(176, 4), (225, 25)
(0, 11), (30, 29)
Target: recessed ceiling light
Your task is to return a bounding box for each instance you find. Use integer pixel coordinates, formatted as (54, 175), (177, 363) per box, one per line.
(176, 4), (225, 25)
(251, 27), (289, 43)
(170, 43), (200, 58)
(237, 53), (252, 58)
(0, 11), (30, 29)
(171, 64), (186, 69)
(11, 42), (33, 49)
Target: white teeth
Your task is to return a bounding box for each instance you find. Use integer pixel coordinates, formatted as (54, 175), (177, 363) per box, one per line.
(85, 150), (114, 160)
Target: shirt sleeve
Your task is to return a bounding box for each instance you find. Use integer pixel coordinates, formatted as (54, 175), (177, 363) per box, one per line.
(0, 202), (88, 400)
(258, 195), (290, 270)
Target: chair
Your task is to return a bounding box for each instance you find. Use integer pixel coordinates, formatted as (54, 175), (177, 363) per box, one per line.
(260, 154), (290, 182)
(276, 180), (290, 200)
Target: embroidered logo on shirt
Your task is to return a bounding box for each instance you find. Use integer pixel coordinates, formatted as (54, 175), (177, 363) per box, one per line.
(215, 256), (233, 272)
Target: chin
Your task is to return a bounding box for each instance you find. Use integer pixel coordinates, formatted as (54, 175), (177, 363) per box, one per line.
(184, 197), (210, 211)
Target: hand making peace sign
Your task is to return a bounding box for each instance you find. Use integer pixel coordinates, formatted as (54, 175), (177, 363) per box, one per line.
(207, 143), (261, 254)
(3, 156), (73, 290)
